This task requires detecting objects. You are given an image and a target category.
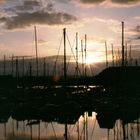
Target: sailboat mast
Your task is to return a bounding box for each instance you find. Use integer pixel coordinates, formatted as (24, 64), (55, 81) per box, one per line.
(3, 55), (6, 75)
(63, 28), (67, 86)
(11, 54), (14, 76)
(63, 28), (68, 140)
(129, 45), (132, 66)
(22, 56), (25, 77)
(122, 21), (125, 67)
(105, 41), (108, 68)
(43, 57), (46, 77)
(34, 25), (39, 77)
(84, 34), (87, 78)
(111, 44), (114, 67)
(76, 32), (78, 78)
(81, 40), (84, 77)
(125, 42), (127, 66)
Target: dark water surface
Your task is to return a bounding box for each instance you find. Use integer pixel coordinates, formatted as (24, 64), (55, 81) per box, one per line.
(0, 87), (140, 140)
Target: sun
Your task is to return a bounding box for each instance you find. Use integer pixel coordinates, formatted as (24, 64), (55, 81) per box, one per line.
(85, 54), (95, 64)
(78, 51), (105, 65)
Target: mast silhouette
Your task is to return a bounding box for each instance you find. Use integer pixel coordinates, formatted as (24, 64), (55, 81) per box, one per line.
(111, 44), (114, 67)
(129, 45), (132, 66)
(11, 54), (14, 76)
(84, 34), (87, 78)
(43, 57), (46, 77)
(34, 26), (39, 77)
(81, 40), (84, 77)
(105, 41), (108, 68)
(63, 28), (67, 87)
(3, 55), (6, 75)
(76, 32), (79, 78)
(122, 21), (125, 67)
(63, 28), (68, 140)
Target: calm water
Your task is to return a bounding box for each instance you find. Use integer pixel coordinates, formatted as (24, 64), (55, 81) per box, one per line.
(0, 111), (140, 140)
(0, 86), (140, 140)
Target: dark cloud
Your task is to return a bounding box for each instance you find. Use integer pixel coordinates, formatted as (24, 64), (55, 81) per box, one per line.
(4, 0), (41, 12)
(77, 0), (105, 4)
(131, 25), (140, 33)
(136, 35), (140, 39)
(0, 0), (77, 29)
(13, 5), (35, 11)
(129, 25), (140, 41)
(112, 0), (140, 4)
(134, 26), (140, 40)
(15, 0), (40, 11)
(0, 11), (77, 30)
(23, 0), (40, 6)
(135, 25), (140, 32)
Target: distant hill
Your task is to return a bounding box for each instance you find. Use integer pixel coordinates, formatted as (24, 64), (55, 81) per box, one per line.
(94, 66), (140, 86)
(0, 55), (106, 76)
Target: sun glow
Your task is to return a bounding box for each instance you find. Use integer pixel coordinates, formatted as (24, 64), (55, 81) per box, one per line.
(77, 51), (105, 65)
(78, 41), (106, 64)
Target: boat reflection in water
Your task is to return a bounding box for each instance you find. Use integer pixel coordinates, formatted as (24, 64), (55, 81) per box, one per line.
(0, 95), (140, 140)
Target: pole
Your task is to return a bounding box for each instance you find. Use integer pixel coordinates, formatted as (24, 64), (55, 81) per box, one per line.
(43, 57), (46, 77)
(22, 56), (24, 77)
(118, 48), (121, 66)
(129, 45), (132, 66)
(111, 44), (114, 67)
(34, 26), (39, 76)
(76, 32), (78, 78)
(47, 63), (49, 76)
(81, 40), (84, 77)
(3, 55), (6, 75)
(63, 28), (67, 86)
(65, 124), (68, 140)
(84, 34), (87, 78)
(125, 42), (127, 66)
(105, 41), (108, 68)
(29, 62), (32, 77)
(11, 54), (14, 76)
(16, 56), (19, 78)
(122, 21), (125, 67)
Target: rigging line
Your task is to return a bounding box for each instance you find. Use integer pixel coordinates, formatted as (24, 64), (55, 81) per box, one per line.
(66, 52), (72, 73)
(65, 35), (76, 74)
(79, 124), (84, 140)
(90, 120), (96, 140)
(66, 35), (76, 66)
(52, 35), (63, 75)
(79, 115), (86, 140)
(67, 129), (72, 140)
(69, 123), (77, 133)
(73, 66), (82, 77)
(54, 35), (63, 63)
(51, 122), (58, 140)
(66, 35), (82, 76)
(66, 35), (76, 62)
(44, 123), (49, 137)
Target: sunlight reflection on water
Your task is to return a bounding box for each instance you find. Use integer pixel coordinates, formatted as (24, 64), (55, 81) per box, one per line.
(0, 112), (139, 140)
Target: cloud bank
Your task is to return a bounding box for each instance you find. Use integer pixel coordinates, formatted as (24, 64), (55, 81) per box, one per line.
(130, 25), (140, 40)
(0, 0), (77, 30)
(0, 11), (77, 30)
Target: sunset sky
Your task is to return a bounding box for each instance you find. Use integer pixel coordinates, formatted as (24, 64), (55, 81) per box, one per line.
(0, 0), (140, 64)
